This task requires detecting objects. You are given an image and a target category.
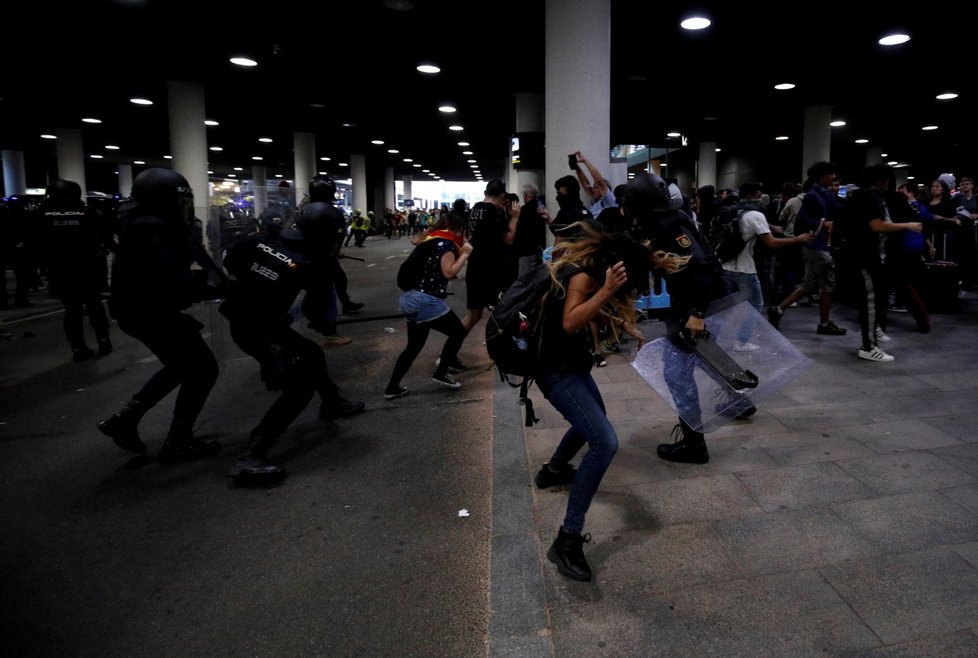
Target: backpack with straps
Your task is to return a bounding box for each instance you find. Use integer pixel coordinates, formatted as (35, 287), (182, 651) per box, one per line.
(708, 205), (748, 262)
(396, 239), (437, 291)
(484, 261), (555, 426)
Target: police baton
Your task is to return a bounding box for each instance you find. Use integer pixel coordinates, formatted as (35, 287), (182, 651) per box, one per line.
(338, 254), (366, 262)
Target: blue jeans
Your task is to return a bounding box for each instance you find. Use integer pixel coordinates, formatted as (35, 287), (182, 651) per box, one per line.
(536, 369), (619, 534)
(723, 270), (762, 343)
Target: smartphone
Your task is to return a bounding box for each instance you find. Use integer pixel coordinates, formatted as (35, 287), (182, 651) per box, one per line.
(567, 154), (577, 170)
(837, 186), (848, 199)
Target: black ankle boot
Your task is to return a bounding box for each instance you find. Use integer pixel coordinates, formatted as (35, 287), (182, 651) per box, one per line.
(158, 421), (220, 463)
(657, 423), (710, 464)
(97, 399), (149, 454)
(547, 528), (592, 582)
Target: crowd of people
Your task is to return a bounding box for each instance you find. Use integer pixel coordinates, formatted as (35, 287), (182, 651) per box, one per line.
(4, 154), (975, 583)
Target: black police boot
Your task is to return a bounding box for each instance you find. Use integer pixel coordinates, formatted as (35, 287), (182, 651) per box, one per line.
(320, 397), (366, 419)
(97, 398), (149, 454)
(158, 421), (221, 463)
(96, 337), (112, 356)
(656, 422), (710, 464)
(547, 527), (592, 582)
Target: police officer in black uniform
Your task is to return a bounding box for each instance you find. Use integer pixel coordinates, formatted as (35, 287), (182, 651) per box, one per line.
(623, 172), (739, 465)
(97, 168), (225, 462)
(221, 202), (366, 483)
(39, 179), (114, 360)
(307, 175), (363, 317)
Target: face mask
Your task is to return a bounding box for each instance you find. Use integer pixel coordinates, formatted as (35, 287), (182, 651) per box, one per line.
(556, 194), (574, 210)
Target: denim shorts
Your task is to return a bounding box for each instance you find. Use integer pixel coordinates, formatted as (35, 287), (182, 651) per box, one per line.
(399, 290), (451, 324)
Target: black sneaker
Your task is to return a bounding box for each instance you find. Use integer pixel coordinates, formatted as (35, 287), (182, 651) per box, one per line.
(816, 321), (847, 336)
(591, 351), (607, 368)
(384, 386), (409, 400)
(534, 462), (577, 489)
(158, 438), (221, 463)
(431, 372), (462, 389)
(342, 301), (364, 314)
(320, 398), (366, 419)
(228, 455), (285, 484)
(547, 529), (592, 582)
(766, 306), (782, 329)
(435, 357), (468, 373)
(97, 415), (148, 454)
(72, 346), (95, 362)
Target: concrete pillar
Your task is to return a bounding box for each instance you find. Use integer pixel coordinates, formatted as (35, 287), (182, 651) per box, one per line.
(293, 132), (316, 205)
(252, 165), (267, 218)
(167, 81), (211, 250)
(384, 167), (396, 212)
(802, 105), (832, 178)
(2, 150), (27, 196)
(351, 154), (367, 216)
(402, 175), (413, 207)
(55, 128), (87, 195)
(117, 164), (133, 198)
(545, 0), (611, 210)
(698, 141), (718, 189)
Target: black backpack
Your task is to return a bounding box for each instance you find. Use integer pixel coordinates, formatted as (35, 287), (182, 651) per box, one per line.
(396, 239), (437, 291)
(708, 205), (747, 262)
(484, 261), (556, 426)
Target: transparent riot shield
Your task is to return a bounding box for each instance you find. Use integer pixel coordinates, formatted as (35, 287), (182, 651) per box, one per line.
(630, 294), (813, 433)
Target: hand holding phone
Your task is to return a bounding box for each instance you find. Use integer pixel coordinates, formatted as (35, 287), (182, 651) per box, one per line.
(567, 154), (577, 170)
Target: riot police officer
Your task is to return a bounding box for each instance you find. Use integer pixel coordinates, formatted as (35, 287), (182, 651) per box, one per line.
(307, 175), (363, 318)
(97, 168), (225, 462)
(40, 179), (114, 360)
(221, 202), (366, 483)
(623, 173), (733, 464)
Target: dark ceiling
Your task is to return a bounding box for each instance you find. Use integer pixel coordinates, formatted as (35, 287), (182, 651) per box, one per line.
(1, 1), (973, 195)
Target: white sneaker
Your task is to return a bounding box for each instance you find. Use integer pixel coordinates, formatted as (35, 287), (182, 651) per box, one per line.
(874, 327), (891, 342)
(857, 346), (895, 362)
(733, 341), (760, 352)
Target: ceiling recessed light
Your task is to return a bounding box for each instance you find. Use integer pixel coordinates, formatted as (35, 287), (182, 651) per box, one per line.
(82, 117), (102, 124)
(413, 164), (422, 168)
(252, 156), (263, 161)
(134, 160), (145, 165)
(449, 125), (464, 131)
(881, 153), (888, 157)
(230, 57), (258, 67)
(308, 103), (325, 109)
(466, 159), (477, 163)
(129, 97), (153, 106)
(416, 64), (440, 74)
(210, 146), (223, 151)
(105, 145), (120, 150)
(274, 174), (283, 178)
(438, 105), (456, 113)
(469, 164), (478, 168)
(680, 16), (711, 30)
(887, 161), (899, 166)
(775, 135), (790, 141)
(715, 148), (721, 152)
(774, 83), (796, 91)
(164, 155), (173, 159)
(457, 141), (469, 147)
(233, 167), (243, 171)
(403, 158), (413, 162)
(922, 125), (938, 131)
(462, 151), (473, 155)
(226, 174), (237, 178)
(40, 134), (57, 140)
(320, 157), (331, 161)
(371, 139), (385, 145)
(342, 123), (355, 128)
(855, 139), (869, 144)
(388, 149), (399, 154)
(879, 33), (910, 46)
(338, 162), (348, 167)
(258, 137), (273, 143)
(830, 120), (846, 127)
(204, 120), (219, 126)
(936, 92), (958, 100)
(666, 132), (681, 137)
(422, 169), (430, 173)
(90, 154), (103, 159)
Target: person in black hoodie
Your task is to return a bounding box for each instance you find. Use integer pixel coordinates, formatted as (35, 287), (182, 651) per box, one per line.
(623, 172), (730, 464)
(221, 203), (366, 483)
(39, 179), (114, 361)
(97, 168), (225, 462)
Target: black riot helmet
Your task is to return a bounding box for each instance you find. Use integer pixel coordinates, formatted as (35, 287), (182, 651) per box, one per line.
(283, 201), (345, 246)
(621, 172), (682, 220)
(46, 179), (83, 202)
(308, 175), (337, 203)
(131, 168), (195, 224)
